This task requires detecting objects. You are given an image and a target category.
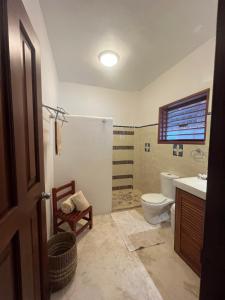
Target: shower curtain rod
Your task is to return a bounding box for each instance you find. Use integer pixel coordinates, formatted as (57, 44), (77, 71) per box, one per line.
(42, 104), (68, 123)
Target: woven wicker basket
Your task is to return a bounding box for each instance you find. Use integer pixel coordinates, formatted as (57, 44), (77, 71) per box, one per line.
(48, 232), (77, 292)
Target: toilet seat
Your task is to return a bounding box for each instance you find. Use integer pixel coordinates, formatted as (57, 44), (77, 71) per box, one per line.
(141, 193), (173, 205)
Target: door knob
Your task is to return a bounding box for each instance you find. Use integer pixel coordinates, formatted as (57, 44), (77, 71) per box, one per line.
(41, 192), (51, 200)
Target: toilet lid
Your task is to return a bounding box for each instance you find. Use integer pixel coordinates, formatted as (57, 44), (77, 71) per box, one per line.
(141, 193), (168, 204)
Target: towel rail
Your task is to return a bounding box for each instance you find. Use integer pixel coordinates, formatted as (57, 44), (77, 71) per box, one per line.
(42, 104), (68, 124)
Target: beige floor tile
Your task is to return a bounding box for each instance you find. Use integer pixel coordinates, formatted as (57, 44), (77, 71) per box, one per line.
(135, 208), (200, 300)
(51, 214), (162, 300)
(51, 209), (199, 300)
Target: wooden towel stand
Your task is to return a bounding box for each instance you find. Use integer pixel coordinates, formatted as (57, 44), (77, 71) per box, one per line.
(52, 180), (93, 237)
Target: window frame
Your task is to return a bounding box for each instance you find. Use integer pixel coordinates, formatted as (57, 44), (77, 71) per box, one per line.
(158, 89), (210, 145)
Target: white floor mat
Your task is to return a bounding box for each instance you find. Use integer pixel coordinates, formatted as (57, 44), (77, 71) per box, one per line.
(111, 209), (161, 251)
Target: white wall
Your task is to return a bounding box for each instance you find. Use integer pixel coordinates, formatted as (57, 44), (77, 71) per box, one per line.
(133, 37), (216, 193)
(54, 116), (113, 215)
(59, 82), (139, 126)
(138, 38), (216, 125)
(22, 0), (59, 238)
(59, 38), (216, 127)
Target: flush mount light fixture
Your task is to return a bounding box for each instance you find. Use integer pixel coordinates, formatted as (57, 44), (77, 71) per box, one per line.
(99, 51), (119, 67)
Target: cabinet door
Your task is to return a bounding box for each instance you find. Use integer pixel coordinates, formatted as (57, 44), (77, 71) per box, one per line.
(175, 188), (205, 275)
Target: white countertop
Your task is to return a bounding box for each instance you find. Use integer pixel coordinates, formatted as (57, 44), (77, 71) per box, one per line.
(173, 177), (207, 200)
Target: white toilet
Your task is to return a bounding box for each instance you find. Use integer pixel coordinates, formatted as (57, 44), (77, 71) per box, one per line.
(141, 172), (179, 225)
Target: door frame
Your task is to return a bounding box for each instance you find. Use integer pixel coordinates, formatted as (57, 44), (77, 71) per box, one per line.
(200, 0), (225, 298)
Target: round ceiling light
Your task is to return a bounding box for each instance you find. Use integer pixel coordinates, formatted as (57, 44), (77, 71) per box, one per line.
(99, 51), (119, 67)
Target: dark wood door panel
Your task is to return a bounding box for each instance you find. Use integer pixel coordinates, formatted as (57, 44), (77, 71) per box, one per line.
(0, 237), (21, 300)
(7, 0), (42, 200)
(181, 224), (203, 247)
(0, 111), (8, 215)
(21, 25), (39, 189)
(181, 197), (205, 246)
(0, 0), (48, 299)
(175, 188), (205, 276)
(0, 63), (14, 217)
(0, 208), (42, 299)
(0, 208), (20, 253)
(179, 189), (205, 210)
(19, 207), (41, 300)
(180, 233), (202, 274)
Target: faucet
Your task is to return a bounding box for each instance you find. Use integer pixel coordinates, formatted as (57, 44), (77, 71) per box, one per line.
(197, 173), (207, 180)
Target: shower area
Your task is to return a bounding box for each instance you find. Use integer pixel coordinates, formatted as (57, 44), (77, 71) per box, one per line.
(54, 115), (113, 215)
(112, 126), (142, 211)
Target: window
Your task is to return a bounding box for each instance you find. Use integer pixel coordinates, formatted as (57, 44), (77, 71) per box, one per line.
(158, 89), (209, 144)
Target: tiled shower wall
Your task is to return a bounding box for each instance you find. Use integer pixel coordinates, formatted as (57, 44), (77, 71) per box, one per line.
(112, 126), (134, 190)
(133, 116), (211, 193)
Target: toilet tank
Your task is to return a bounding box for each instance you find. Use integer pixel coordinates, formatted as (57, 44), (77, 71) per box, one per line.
(160, 172), (179, 199)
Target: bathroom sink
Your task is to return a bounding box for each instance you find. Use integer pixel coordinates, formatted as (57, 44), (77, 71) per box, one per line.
(173, 177), (207, 200)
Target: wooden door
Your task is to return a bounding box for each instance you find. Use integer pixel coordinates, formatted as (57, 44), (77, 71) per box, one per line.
(200, 0), (225, 299)
(175, 189), (205, 276)
(0, 0), (48, 299)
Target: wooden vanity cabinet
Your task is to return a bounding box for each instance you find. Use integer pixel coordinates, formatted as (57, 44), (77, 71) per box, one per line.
(174, 188), (205, 276)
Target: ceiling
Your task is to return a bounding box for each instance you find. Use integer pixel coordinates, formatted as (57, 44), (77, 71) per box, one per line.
(40, 0), (218, 91)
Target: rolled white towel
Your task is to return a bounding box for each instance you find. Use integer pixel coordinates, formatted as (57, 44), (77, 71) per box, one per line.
(61, 195), (76, 214)
(72, 191), (90, 212)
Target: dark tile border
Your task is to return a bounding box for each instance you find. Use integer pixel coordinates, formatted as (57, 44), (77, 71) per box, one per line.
(112, 185), (133, 190)
(113, 145), (134, 150)
(137, 123), (159, 128)
(113, 125), (135, 128)
(112, 174), (133, 179)
(113, 113), (211, 130)
(113, 160), (134, 165)
(114, 123), (158, 128)
(113, 130), (134, 135)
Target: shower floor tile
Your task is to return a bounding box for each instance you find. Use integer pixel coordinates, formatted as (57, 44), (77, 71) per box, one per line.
(112, 189), (142, 211)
